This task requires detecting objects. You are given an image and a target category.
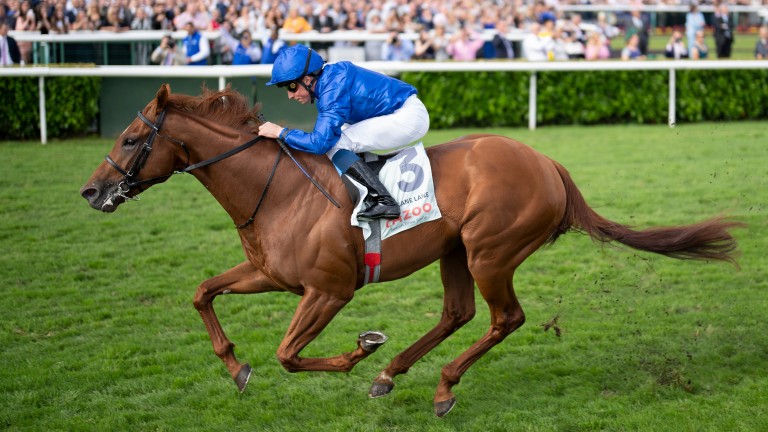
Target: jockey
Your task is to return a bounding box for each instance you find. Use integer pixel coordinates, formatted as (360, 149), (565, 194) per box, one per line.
(258, 44), (430, 220)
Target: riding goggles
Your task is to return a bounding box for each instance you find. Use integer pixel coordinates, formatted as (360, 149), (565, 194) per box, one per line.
(279, 81), (301, 93)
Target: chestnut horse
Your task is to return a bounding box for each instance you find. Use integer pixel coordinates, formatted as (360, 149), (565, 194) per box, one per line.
(80, 85), (742, 417)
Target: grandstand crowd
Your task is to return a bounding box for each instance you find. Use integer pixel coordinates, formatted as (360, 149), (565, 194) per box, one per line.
(1, 0), (767, 66)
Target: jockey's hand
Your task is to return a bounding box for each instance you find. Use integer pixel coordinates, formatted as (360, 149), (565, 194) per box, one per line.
(258, 122), (284, 139)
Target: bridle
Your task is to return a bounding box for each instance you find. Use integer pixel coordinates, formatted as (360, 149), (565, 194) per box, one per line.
(104, 108), (275, 229)
(104, 109), (340, 229)
(106, 110), (180, 193)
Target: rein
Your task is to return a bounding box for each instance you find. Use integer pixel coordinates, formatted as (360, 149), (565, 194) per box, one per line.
(105, 109), (337, 229)
(235, 150), (281, 229)
(256, 114), (341, 209)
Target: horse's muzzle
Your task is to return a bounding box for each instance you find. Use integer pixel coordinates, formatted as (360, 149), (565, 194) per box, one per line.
(80, 182), (122, 213)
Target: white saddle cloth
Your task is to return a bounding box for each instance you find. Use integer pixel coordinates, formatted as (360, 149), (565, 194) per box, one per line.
(350, 142), (442, 240)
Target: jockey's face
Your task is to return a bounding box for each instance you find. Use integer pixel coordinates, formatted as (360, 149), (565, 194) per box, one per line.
(286, 76), (312, 104)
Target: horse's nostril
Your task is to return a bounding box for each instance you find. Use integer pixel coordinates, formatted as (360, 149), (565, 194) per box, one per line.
(81, 187), (98, 200)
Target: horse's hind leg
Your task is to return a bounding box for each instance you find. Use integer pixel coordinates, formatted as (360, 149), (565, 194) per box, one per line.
(432, 275), (525, 417)
(370, 245), (476, 398)
(193, 261), (281, 392)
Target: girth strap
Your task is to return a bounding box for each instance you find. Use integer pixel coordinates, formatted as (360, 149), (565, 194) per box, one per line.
(364, 221), (382, 284)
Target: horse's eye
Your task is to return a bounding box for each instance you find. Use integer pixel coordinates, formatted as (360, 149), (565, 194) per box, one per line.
(123, 138), (137, 148)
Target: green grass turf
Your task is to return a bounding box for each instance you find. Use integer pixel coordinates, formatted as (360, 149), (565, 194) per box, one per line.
(1, 122), (766, 431)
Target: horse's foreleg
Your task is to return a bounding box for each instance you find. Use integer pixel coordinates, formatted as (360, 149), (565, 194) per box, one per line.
(432, 276), (525, 417)
(276, 287), (377, 372)
(192, 261), (281, 392)
(370, 245), (476, 398)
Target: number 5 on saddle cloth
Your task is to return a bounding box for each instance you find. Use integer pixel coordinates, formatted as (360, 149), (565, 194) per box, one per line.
(342, 143), (442, 283)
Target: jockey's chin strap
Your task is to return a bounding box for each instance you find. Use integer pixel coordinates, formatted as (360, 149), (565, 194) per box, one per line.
(299, 78), (317, 104)
(299, 71), (322, 104)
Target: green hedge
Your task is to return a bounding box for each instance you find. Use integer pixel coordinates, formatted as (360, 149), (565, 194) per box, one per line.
(0, 76), (101, 140)
(403, 69), (768, 129)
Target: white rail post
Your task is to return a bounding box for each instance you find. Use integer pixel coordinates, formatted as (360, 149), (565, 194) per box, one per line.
(39, 76), (47, 145)
(668, 68), (676, 128)
(528, 71), (537, 130)
(219, 75), (226, 90)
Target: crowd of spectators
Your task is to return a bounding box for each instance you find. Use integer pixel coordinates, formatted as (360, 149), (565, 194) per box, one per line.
(1, 0), (767, 67)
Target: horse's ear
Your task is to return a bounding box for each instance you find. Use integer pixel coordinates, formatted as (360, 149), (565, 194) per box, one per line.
(155, 84), (171, 113)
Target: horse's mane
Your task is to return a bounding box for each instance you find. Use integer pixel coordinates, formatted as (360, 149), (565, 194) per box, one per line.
(161, 85), (263, 135)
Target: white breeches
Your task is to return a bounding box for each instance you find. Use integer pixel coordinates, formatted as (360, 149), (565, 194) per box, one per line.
(325, 95), (430, 159)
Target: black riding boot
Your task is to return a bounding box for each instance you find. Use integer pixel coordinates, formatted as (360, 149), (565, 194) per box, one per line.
(344, 160), (401, 220)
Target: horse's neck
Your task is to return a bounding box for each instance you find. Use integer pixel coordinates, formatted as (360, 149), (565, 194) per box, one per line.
(168, 118), (277, 220)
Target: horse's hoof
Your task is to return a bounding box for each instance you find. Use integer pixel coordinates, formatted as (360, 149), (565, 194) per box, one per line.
(369, 381), (395, 398)
(235, 363), (252, 393)
(434, 398), (457, 418)
(358, 331), (388, 353)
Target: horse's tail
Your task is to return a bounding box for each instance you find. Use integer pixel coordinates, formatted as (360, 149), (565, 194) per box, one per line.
(548, 160), (744, 266)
